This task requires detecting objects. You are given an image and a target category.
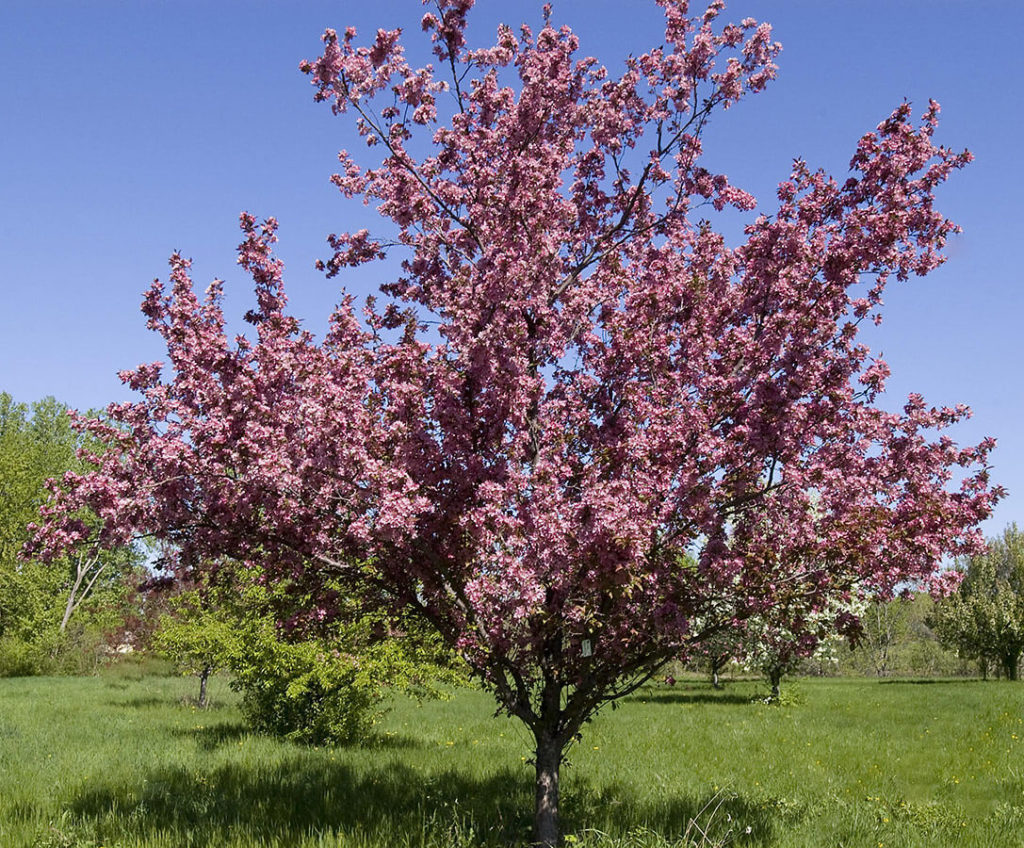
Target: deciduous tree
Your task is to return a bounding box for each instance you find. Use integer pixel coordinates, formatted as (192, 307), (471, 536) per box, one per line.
(153, 568), (239, 708)
(858, 594), (913, 677)
(932, 525), (1024, 680)
(32, 2), (1000, 842)
(740, 595), (862, 700)
(1, 393), (138, 661)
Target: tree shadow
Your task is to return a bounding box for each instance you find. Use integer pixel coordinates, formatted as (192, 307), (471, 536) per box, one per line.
(167, 721), (425, 753)
(71, 759), (533, 846)
(625, 688), (756, 707)
(116, 695), (170, 709)
(877, 678), (983, 686)
(110, 694), (234, 711)
(67, 757), (785, 846)
(170, 721), (252, 751)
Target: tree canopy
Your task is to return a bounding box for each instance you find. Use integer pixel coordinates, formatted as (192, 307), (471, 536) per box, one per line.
(0, 392), (140, 669)
(932, 525), (1024, 680)
(31, 2), (1000, 843)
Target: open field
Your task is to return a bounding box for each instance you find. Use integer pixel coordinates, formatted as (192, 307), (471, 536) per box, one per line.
(1, 669), (1023, 847)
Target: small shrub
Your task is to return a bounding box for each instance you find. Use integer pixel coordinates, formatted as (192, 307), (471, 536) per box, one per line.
(234, 635), (381, 745)
(230, 608), (464, 746)
(0, 636), (53, 677)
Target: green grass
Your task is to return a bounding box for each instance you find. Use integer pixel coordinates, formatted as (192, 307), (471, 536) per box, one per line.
(2, 669), (1023, 847)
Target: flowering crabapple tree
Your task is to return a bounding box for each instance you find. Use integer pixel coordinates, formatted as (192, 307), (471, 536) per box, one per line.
(32, 1), (1002, 843)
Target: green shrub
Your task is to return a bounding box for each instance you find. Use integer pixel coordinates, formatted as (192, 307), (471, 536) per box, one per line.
(233, 634), (380, 745)
(0, 636), (53, 677)
(151, 564), (465, 745)
(0, 627), (131, 678)
(50, 628), (119, 676)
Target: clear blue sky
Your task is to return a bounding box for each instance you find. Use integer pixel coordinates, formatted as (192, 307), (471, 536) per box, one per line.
(1, 2), (1020, 536)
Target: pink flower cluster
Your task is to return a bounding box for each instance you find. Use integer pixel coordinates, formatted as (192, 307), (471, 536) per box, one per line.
(32, 1), (1000, 745)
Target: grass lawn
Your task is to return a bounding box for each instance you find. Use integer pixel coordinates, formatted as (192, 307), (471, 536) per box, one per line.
(1, 668), (1023, 847)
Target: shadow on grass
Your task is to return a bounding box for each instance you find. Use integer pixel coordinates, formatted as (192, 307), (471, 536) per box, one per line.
(111, 694), (234, 710)
(168, 721), (425, 753)
(71, 760), (533, 846)
(877, 678), (985, 686)
(170, 721), (252, 750)
(625, 687), (756, 707)
(115, 695), (171, 709)
(67, 757), (785, 846)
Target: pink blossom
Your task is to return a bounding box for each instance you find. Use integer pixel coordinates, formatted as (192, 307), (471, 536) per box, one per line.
(30, 5), (1001, 845)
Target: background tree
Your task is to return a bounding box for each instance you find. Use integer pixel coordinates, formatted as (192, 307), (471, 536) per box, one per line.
(741, 596), (861, 700)
(689, 627), (745, 689)
(932, 525), (1024, 680)
(0, 392), (140, 673)
(155, 557), (463, 725)
(858, 594), (912, 678)
(827, 591), (962, 678)
(900, 593), (963, 677)
(153, 569), (239, 708)
(32, 2), (1000, 843)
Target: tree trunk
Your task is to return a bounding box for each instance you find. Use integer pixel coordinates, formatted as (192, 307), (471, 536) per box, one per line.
(533, 730), (562, 847)
(198, 664), (212, 709)
(710, 656), (725, 689)
(59, 552), (105, 635)
(1003, 654), (1019, 681)
(769, 669), (782, 701)
(59, 587), (77, 635)
(59, 557), (89, 634)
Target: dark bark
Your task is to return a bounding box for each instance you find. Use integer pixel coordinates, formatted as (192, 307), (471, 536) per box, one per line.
(198, 664), (211, 709)
(1002, 653), (1019, 681)
(533, 730), (562, 847)
(768, 668), (782, 701)
(710, 656), (725, 689)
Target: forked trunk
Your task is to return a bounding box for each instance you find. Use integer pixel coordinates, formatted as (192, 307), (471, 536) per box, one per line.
(533, 730), (562, 847)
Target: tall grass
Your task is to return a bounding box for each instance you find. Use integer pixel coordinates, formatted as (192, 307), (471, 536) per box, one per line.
(2, 670), (1022, 847)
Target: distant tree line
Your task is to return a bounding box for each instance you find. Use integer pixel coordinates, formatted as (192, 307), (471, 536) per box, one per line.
(929, 524), (1024, 680)
(683, 524), (1024, 691)
(0, 392), (143, 675)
